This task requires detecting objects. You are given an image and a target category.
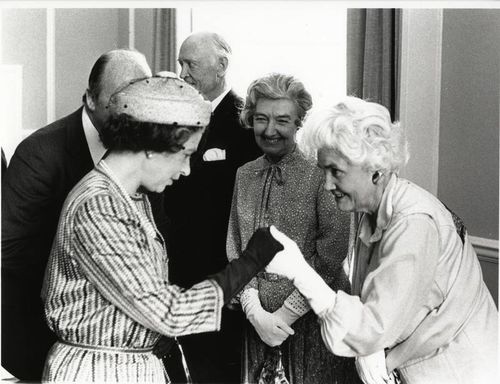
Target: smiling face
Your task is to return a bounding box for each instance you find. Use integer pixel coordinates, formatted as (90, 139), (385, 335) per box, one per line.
(142, 130), (203, 193)
(253, 98), (299, 162)
(317, 147), (378, 214)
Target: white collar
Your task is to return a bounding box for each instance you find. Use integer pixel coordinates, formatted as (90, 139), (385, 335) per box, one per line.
(211, 86), (231, 112)
(82, 107), (107, 165)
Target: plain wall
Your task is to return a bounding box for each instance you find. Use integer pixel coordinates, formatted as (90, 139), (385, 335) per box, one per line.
(135, 9), (156, 68)
(438, 9), (499, 240)
(438, 9), (499, 306)
(55, 9), (121, 119)
(2, 9), (47, 132)
(1, 8), (156, 131)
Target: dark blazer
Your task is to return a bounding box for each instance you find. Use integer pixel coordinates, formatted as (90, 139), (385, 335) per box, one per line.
(2, 108), (93, 380)
(163, 90), (261, 383)
(1, 108), (169, 380)
(164, 90), (261, 286)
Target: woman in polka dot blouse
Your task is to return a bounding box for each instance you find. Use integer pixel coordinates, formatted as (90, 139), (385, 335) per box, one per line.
(227, 73), (360, 384)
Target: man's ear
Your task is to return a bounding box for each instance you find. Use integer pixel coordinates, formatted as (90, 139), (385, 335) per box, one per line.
(85, 89), (96, 111)
(217, 56), (229, 78)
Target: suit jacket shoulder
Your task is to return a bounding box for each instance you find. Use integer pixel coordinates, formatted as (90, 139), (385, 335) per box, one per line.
(17, 107), (87, 160)
(3, 107), (94, 268)
(208, 89), (260, 164)
(13, 107), (93, 186)
(213, 89), (244, 119)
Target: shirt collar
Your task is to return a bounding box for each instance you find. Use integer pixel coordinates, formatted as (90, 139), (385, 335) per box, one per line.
(358, 173), (398, 245)
(211, 86), (231, 112)
(82, 107), (107, 165)
(261, 144), (300, 169)
(255, 145), (302, 185)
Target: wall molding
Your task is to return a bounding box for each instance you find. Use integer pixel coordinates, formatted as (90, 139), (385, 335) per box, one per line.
(470, 236), (499, 264)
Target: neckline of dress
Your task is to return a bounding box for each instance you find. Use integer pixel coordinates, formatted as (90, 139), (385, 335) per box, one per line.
(100, 160), (157, 239)
(263, 145), (302, 166)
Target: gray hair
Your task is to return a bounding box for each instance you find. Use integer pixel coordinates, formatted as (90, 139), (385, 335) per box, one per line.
(299, 96), (409, 173)
(240, 73), (313, 128)
(209, 32), (232, 61)
(187, 31), (232, 62)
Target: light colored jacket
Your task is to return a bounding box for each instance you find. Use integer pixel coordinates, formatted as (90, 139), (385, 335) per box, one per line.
(318, 175), (498, 383)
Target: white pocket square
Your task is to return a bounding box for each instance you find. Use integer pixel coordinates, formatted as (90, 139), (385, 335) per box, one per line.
(203, 148), (226, 161)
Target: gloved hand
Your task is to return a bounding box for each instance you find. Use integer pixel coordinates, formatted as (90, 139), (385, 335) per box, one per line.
(266, 226), (336, 314)
(209, 227), (283, 305)
(273, 305), (301, 326)
(265, 226), (308, 280)
(242, 289), (294, 347)
(355, 350), (390, 384)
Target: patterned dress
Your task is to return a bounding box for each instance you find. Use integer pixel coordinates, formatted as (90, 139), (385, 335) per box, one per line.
(227, 147), (360, 384)
(42, 161), (223, 383)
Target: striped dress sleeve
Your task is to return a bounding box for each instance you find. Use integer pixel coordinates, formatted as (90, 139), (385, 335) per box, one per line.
(71, 192), (223, 337)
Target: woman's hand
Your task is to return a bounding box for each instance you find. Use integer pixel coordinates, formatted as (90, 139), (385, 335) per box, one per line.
(241, 287), (294, 347)
(273, 305), (301, 326)
(209, 227), (283, 305)
(265, 226), (308, 281)
(355, 350), (390, 384)
(266, 226), (337, 314)
(248, 307), (295, 347)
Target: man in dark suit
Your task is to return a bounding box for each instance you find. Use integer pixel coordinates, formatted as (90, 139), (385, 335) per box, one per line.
(1, 49), (153, 381)
(162, 32), (261, 383)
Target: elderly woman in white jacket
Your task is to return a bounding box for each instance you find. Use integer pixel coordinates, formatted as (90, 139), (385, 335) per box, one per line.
(265, 97), (498, 384)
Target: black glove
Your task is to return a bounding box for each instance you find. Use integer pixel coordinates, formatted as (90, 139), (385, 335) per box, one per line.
(209, 227), (284, 305)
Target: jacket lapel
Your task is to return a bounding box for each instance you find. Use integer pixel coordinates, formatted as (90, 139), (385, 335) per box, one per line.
(64, 107), (94, 184)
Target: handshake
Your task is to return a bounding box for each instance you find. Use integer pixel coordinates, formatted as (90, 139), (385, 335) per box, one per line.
(232, 225), (333, 294)
(240, 226), (337, 348)
(209, 226), (336, 345)
(265, 226), (338, 315)
(211, 227), (391, 384)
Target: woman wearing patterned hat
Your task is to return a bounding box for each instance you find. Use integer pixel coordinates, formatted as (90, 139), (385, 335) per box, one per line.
(227, 73), (360, 384)
(41, 74), (283, 383)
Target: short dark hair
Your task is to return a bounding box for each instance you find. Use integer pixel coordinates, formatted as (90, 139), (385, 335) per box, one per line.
(82, 48), (146, 105)
(100, 114), (204, 153)
(82, 52), (112, 104)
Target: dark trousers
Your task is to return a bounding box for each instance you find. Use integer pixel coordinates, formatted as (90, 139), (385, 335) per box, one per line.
(1, 303), (56, 382)
(1, 269), (57, 382)
(164, 307), (244, 384)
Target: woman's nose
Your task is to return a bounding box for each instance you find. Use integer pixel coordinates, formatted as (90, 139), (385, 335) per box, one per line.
(324, 173), (336, 191)
(264, 119), (277, 135)
(181, 158), (191, 177)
